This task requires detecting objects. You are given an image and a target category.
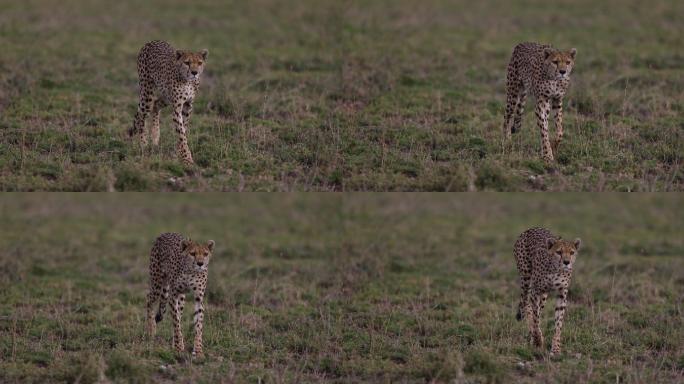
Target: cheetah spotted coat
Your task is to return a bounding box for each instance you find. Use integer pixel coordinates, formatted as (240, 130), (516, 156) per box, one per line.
(503, 42), (577, 162)
(130, 40), (208, 164)
(514, 227), (581, 356)
(146, 232), (215, 357)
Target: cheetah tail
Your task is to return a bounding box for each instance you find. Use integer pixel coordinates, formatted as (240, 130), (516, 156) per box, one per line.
(515, 307), (523, 321)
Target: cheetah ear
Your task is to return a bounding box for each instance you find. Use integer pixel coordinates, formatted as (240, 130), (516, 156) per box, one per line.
(573, 238), (582, 251)
(200, 49), (208, 60)
(543, 48), (554, 60)
(175, 50), (184, 60)
(207, 240), (215, 252)
(181, 239), (191, 251)
(546, 237), (556, 250)
(569, 48), (577, 59)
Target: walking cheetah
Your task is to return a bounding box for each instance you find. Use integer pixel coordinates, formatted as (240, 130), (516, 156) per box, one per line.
(513, 227), (581, 356)
(503, 42), (577, 162)
(146, 233), (215, 357)
(129, 40), (208, 164)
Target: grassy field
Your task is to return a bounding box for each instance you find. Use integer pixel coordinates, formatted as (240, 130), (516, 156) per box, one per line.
(0, 194), (682, 383)
(0, 0), (682, 191)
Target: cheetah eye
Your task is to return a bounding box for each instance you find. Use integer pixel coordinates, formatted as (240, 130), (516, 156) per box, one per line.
(553, 60), (559, 65)
(185, 61), (191, 65)
(190, 251), (196, 256)
(556, 250), (563, 256)
(566, 61), (571, 65)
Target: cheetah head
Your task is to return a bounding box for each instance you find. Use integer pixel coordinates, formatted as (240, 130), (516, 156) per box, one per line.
(543, 47), (576, 80)
(181, 238), (215, 272)
(546, 237), (581, 272)
(176, 49), (208, 82)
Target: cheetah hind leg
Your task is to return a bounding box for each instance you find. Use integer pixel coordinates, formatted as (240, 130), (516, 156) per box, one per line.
(150, 99), (167, 147)
(155, 283), (170, 323)
(516, 276), (531, 321)
(512, 85), (527, 134)
(516, 291), (526, 320)
(131, 83), (153, 147)
(146, 289), (160, 336)
(503, 81), (520, 138)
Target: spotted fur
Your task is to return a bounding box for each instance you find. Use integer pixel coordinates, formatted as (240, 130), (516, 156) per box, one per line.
(129, 40), (208, 164)
(514, 227), (581, 356)
(146, 233), (215, 357)
(503, 42), (577, 162)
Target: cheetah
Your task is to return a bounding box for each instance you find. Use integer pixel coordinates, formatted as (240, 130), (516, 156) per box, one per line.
(513, 227), (581, 356)
(146, 233), (215, 357)
(503, 42), (577, 162)
(129, 40), (208, 164)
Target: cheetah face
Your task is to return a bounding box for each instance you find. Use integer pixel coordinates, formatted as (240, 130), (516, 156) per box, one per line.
(544, 48), (576, 80)
(176, 49), (208, 82)
(181, 239), (215, 272)
(546, 237), (581, 272)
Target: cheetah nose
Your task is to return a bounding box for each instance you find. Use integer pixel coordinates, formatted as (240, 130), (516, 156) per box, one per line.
(559, 70), (567, 75)
(191, 71), (198, 76)
(197, 261), (204, 267)
(563, 260), (570, 266)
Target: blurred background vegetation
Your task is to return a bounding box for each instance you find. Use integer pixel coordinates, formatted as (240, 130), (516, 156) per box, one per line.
(0, 0), (682, 190)
(0, 194), (682, 382)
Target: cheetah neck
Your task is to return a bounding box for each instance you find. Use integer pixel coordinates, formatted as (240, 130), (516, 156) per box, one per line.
(175, 70), (189, 83)
(181, 267), (207, 279)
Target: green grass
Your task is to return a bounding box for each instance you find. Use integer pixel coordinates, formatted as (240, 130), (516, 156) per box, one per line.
(0, 0), (682, 190)
(0, 194), (682, 382)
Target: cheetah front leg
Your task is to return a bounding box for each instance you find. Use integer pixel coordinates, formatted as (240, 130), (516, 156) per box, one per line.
(535, 98), (553, 162)
(173, 104), (194, 164)
(171, 291), (186, 353)
(539, 292), (548, 314)
(551, 98), (563, 153)
(182, 101), (193, 126)
(192, 288), (205, 357)
(551, 288), (568, 356)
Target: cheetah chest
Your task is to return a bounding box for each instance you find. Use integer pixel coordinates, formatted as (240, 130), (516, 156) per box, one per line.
(539, 271), (571, 292)
(157, 81), (197, 106)
(174, 271), (206, 293)
(536, 79), (569, 99)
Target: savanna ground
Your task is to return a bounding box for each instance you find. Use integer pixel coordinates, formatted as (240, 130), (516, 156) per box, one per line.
(0, 194), (682, 383)
(0, 0), (682, 191)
